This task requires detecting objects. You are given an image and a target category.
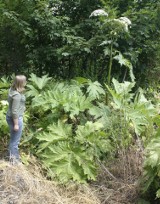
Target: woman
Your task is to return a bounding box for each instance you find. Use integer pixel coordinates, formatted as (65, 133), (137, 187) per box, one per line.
(6, 75), (26, 164)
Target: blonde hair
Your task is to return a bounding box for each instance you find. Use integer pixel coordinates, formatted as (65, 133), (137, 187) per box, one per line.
(12, 75), (27, 93)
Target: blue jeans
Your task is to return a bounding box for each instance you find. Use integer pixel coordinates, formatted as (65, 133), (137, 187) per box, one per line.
(6, 115), (23, 161)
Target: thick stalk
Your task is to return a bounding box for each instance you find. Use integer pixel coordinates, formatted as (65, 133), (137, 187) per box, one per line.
(107, 39), (113, 85)
(106, 38), (113, 105)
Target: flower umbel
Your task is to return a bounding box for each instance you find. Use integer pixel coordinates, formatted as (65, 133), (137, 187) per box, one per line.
(90, 9), (108, 18)
(119, 17), (131, 26)
(114, 17), (132, 32)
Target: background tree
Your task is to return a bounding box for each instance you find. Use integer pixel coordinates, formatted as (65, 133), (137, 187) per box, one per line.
(0, 0), (159, 85)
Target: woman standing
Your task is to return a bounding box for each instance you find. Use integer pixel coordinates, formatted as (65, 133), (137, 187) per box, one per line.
(6, 75), (26, 164)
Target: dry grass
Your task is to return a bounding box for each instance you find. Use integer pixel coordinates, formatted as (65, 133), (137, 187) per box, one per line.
(0, 160), (100, 204)
(0, 145), (143, 204)
(91, 146), (143, 204)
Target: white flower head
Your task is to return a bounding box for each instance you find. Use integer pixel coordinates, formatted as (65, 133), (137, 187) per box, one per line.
(119, 17), (131, 26)
(134, 0), (143, 2)
(90, 9), (108, 18)
(0, 100), (8, 106)
(114, 17), (132, 32)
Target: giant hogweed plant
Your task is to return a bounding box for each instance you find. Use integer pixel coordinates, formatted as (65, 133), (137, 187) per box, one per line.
(25, 74), (156, 183)
(36, 120), (111, 183)
(90, 10), (133, 85)
(25, 74), (112, 182)
(25, 75), (111, 182)
(105, 78), (156, 147)
(26, 74), (106, 123)
(26, 73), (52, 98)
(140, 115), (160, 200)
(141, 135), (160, 200)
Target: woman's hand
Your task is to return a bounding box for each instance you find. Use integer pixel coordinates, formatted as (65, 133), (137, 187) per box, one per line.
(13, 118), (19, 131)
(14, 124), (19, 131)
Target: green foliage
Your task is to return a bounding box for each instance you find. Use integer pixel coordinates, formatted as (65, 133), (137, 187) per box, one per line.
(0, 73), (158, 187)
(105, 78), (156, 136)
(29, 76), (107, 120)
(0, 77), (10, 100)
(0, 0), (160, 85)
(124, 0), (160, 84)
(76, 121), (111, 155)
(26, 73), (52, 97)
(86, 81), (105, 100)
(113, 52), (135, 82)
(136, 92), (160, 201)
(101, 78), (156, 149)
(31, 82), (93, 119)
(141, 134), (160, 200)
(0, 0), (159, 85)
(28, 73), (52, 91)
(36, 120), (111, 183)
(23, 75), (157, 183)
(24, 75), (113, 183)
(0, 77), (10, 136)
(0, 100), (8, 135)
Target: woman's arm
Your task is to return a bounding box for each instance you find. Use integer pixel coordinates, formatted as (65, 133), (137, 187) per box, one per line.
(12, 94), (21, 131)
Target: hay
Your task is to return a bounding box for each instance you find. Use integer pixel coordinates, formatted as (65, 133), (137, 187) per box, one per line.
(91, 147), (143, 204)
(0, 145), (142, 204)
(0, 160), (100, 204)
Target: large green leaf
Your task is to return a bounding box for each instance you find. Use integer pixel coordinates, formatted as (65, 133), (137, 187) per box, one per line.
(113, 52), (135, 82)
(142, 137), (160, 196)
(87, 81), (105, 100)
(76, 121), (111, 155)
(36, 118), (112, 183)
(38, 142), (97, 183)
(36, 121), (72, 152)
(26, 73), (52, 97)
(106, 78), (156, 135)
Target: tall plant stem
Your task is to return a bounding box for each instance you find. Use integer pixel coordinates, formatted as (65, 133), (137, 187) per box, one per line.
(106, 39), (113, 105)
(107, 39), (113, 86)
